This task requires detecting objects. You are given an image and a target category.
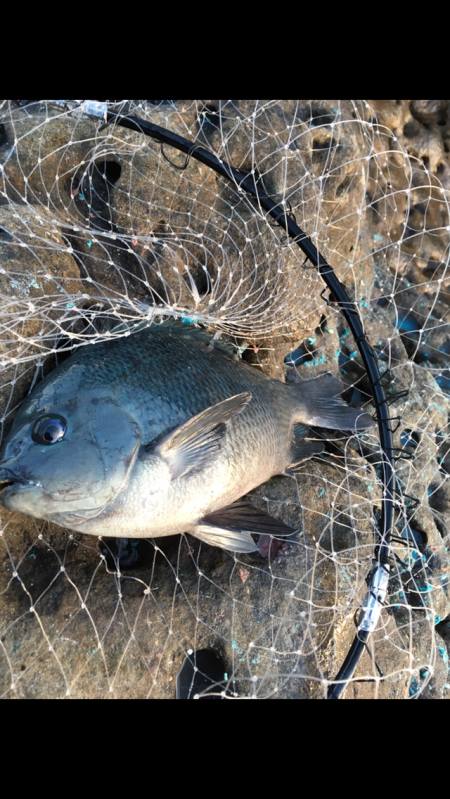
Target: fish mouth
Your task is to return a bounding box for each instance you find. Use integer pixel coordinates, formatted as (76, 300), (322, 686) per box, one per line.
(0, 469), (40, 498)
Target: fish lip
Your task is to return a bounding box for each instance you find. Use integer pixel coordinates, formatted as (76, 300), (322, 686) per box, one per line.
(0, 468), (41, 496)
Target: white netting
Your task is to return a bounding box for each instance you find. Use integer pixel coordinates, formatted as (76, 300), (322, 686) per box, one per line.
(0, 100), (449, 698)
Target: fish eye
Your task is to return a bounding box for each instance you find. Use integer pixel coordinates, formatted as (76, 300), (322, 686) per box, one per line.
(32, 416), (67, 445)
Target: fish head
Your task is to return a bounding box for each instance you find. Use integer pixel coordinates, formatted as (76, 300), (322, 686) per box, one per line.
(0, 364), (141, 524)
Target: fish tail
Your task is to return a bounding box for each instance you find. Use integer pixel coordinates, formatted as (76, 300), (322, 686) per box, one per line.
(291, 374), (374, 431)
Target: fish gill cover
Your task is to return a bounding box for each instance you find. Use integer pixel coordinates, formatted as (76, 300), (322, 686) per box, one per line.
(0, 100), (449, 699)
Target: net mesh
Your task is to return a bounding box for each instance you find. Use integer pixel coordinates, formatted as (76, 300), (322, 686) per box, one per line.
(0, 99), (449, 699)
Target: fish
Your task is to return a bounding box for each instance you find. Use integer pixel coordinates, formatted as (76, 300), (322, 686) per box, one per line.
(0, 321), (373, 554)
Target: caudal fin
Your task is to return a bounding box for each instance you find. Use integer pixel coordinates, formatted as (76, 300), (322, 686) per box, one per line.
(292, 374), (374, 431)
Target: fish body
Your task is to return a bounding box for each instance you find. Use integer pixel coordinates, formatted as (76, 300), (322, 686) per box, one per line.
(0, 322), (373, 552)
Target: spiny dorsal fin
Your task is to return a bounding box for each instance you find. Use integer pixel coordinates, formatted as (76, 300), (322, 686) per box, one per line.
(153, 392), (252, 480)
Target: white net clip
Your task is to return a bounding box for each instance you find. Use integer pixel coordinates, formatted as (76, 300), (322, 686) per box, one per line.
(358, 564), (390, 633)
(79, 101), (108, 121)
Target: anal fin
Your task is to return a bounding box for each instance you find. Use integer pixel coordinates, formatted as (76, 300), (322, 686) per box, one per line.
(194, 524), (258, 553)
(194, 500), (295, 553)
(288, 423), (325, 470)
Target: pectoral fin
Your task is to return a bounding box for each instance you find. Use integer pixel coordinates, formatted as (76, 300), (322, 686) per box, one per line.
(153, 392), (251, 480)
(194, 500), (295, 553)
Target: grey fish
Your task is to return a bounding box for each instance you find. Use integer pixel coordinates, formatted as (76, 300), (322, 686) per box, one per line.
(0, 322), (373, 553)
